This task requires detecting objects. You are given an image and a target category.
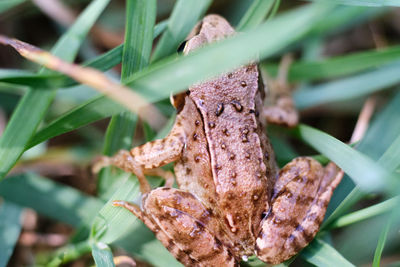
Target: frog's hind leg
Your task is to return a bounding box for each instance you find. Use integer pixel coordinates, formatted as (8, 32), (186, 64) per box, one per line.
(141, 187), (237, 267)
(112, 200), (197, 266)
(255, 158), (342, 264)
(262, 54), (298, 127)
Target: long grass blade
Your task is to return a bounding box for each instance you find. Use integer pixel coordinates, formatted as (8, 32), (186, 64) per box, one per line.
(0, 201), (24, 267)
(0, 0), (111, 180)
(323, 92), (400, 227)
(0, 21), (168, 89)
(307, 0), (400, 7)
(294, 61), (400, 109)
(237, 0), (275, 31)
(293, 124), (397, 192)
(262, 45), (400, 82)
(0, 35), (166, 129)
(21, 4), (334, 151)
(126, 4), (334, 103)
(329, 197), (398, 229)
(151, 0), (212, 62)
(91, 242), (115, 267)
(302, 238), (355, 267)
(372, 212), (394, 267)
(0, 173), (104, 227)
(98, 0), (155, 199)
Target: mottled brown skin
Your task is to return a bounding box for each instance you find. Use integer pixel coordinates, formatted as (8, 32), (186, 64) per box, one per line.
(98, 15), (343, 266)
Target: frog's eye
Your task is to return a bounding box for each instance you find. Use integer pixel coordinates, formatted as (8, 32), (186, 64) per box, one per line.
(177, 40), (187, 53)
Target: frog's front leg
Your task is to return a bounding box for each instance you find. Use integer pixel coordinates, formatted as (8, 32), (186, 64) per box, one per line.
(115, 187), (237, 267)
(255, 158), (342, 264)
(93, 117), (186, 192)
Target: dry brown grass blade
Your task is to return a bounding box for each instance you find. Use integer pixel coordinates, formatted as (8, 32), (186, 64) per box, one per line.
(0, 35), (166, 130)
(350, 96), (376, 144)
(113, 256), (137, 266)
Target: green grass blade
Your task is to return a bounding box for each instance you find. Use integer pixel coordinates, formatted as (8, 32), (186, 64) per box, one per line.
(323, 92), (400, 226)
(0, 173), (104, 227)
(48, 241), (92, 267)
(294, 61), (400, 109)
(91, 243), (115, 267)
(27, 96), (125, 149)
(0, 0), (26, 13)
(91, 176), (143, 244)
(0, 21), (168, 89)
(127, 4), (335, 102)
(24, 4), (332, 150)
(237, 0), (275, 31)
(302, 238), (355, 267)
(377, 134), (400, 170)
(98, 0), (155, 196)
(329, 197), (398, 229)
(121, 0), (156, 78)
(0, 0), (111, 180)
(308, 0), (400, 6)
(262, 45), (400, 82)
(90, 175), (180, 266)
(151, 0), (212, 62)
(293, 124), (397, 192)
(372, 213), (393, 267)
(322, 188), (365, 228)
(0, 201), (24, 267)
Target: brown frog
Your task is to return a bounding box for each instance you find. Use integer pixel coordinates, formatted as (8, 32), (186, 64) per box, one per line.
(95, 15), (342, 266)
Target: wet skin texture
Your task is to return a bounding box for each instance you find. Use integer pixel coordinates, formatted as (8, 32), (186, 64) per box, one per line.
(100, 15), (343, 266)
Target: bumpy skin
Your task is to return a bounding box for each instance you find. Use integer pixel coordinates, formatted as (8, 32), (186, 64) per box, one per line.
(104, 15), (343, 266)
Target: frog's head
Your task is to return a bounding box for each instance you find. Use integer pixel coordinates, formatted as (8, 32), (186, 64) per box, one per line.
(180, 14), (235, 55)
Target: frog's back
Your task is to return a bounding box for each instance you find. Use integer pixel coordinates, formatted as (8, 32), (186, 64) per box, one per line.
(184, 14), (278, 256)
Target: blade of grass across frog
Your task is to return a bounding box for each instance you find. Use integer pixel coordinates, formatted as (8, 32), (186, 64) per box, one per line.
(236, 0), (275, 31)
(306, 0), (400, 7)
(127, 4), (335, 101)
(91, 242), (115, 267)
(0, 21), (168, 89)
(151, 0), (212, 62)
(262, 45), (400, 82)
(16, 21), (168, 149)
(0, 0), (111, 181)
(294, 61), (400, 110)
(301, 238), (355, 267)
(98, 0), (155, 197)
(0, 0), (26, 13)
(26, 4), (332, 150)
(0, 6), (382, 90)
(292, 124), (398, 193)
(0, 173), (104, 227)
(0, 201), (24, 267)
